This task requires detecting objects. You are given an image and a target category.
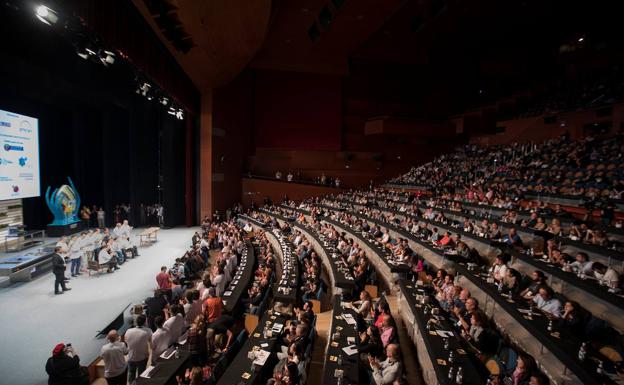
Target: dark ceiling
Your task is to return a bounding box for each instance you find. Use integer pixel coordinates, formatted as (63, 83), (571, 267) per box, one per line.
(134, 0), (624, 116)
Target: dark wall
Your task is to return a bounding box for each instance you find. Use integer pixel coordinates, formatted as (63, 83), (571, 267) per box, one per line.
(254, 70), (342, 151)
(0, 5), (188, 229)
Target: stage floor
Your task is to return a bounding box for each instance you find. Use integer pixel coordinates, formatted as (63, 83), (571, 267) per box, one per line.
(0, 226), (198, 385)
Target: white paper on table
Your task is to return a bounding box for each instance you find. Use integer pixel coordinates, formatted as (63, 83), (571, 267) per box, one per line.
(342, 345), (359, 356)
(223, 291), (233, 296)
(342, 314), (357, 326)
(140, 366), (155, 378)
(272, 323), (284, 334)
(252, 350), (271, 366)
(435, 330), (454, 338)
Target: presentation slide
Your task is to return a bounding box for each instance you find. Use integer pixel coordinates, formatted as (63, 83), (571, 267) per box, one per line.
(0, 109), (40, 200)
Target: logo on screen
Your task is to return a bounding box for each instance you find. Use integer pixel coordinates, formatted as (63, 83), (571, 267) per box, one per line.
(19, 120), (32, 133)
(12, 185), (19, 193)
(0, 121), (10, 127)
(18, 157), (27, 167)
(3, 144), (24, 151)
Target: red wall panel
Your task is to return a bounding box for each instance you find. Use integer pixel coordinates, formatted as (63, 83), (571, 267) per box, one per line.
(254, 70), (342, 151)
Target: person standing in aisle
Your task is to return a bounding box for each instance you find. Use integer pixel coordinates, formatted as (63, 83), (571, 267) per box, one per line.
(52, 246), (71, 295)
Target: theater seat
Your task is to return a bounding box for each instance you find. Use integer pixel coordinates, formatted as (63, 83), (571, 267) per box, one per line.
(245, 314), (259, 334)
(365, 284), (378, 299)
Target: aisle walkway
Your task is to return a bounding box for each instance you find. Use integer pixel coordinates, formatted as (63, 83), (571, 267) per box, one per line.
(0, 227), (197, 385)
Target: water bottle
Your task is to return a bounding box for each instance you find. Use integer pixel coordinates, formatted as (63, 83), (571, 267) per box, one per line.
(597, 360), (603, 375)
(337, 354), (343, 366)
(578, 342), (587, 361)
(448, 351), (455, 363)
(448, 366), (455, 380)
(497, 281), (503, 293)
(547, 320), (553, 332)
(456, 367), (464, 384)
(444, 338), (450, 351)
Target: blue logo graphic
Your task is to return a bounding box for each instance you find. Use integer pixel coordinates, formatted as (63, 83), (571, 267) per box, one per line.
(46, 177), (82, 226)
(3, 144), (24, 151)
(18, 157), (27, 166)
(0, 121), (10, 127)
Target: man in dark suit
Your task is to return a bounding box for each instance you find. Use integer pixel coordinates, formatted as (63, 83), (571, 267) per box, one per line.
(52, 246), (71, 295)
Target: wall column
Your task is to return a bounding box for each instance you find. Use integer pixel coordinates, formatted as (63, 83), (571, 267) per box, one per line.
(200, 90), (213, 220)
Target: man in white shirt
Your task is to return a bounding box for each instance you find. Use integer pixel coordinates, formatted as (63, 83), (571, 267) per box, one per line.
(98, 245), (119, 272)
(124, 314), (152, 385)
(163, 304), (186, 345)
(100, 330), (128, 385)
(592, 262), (620, 288)
(69, 236), (84, 277)
(151, 316), (170, 358)
(369, 343), (402, 385)
(570, 252), (594, 276)
(533, 286), (562, 318)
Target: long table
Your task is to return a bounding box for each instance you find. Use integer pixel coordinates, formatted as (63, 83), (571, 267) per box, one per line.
(325, 199), (624, 328)
(398, 281), (486, 385)
(222, 240), (256, 314)
(322, 295), (360, 385)
(325, 205), (615, 385)
(269, 228), (299, 304)
(216, 311), (289, 385)
(287, 205), (411, 286)
(455, 262), (619, 385)
(136, 347), (191, 385)
(259, 208), (357, 293)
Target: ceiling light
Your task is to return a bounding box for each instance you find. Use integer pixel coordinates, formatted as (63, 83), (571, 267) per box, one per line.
(35, 5), (58, 25)
(578, 37), (584, 42)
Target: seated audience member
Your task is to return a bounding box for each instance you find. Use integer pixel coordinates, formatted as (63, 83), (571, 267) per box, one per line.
(570, 252), (593, 276)
(502, 228), (523, 247)
(98, 245), (119, 272)
(358, 325), (384, 359)
(45, 343), (88, 385)
(176, 366), (205, 385)
(503, 268), (522, 296)
(151, 316), (170, 358)
(368, 343), (402, 385)
(532, 286), (562, 318)
(491, 255), (509, 282)
(349, 290), (373, 328)
(520, 271), (547, 299)
(528, 374), (549, 385)
(512, 353), (538, 385)
(100, 330), (128, 385)
(591, 262), (621, 289)
(380, 315), (395, 348)
(558, 300), (586, 335)
(374, 302), (391, 329)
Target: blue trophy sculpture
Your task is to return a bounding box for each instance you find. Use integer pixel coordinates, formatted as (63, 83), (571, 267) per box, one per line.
(45, 177), (82, 229)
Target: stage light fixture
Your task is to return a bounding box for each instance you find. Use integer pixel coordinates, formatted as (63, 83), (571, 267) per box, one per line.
(167, 107), (176, 116)
(176, 109), (184, 120)
(100, 50), (115, 66)
(35, 4), (58, 25)
(160, 97), (169, 106)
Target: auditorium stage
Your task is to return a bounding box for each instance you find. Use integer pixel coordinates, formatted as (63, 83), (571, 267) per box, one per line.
(0, 227), (197, 385)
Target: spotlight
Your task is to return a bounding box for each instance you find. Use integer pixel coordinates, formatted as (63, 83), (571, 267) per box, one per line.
(578, 37), (584, 42)
(100, 50), (115, 66)
(175, 109), (184, 120)
(136, 82), (151, 96)
(35, 4), (58, 25)
(160, 97), (169, 106)
(167, 106), (176, 116)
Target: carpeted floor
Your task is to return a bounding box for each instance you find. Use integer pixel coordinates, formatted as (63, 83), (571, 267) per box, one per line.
(0, 227), (197, 385)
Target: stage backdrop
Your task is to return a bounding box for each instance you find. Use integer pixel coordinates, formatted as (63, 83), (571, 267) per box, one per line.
(0, 8), (193, 229)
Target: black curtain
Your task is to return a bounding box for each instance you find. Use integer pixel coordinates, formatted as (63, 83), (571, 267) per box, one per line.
(0, 5), (188, 229)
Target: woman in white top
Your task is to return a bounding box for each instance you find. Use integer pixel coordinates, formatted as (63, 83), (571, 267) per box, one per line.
(491, 255), (509, 282)
(350, 290), (373, 324)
